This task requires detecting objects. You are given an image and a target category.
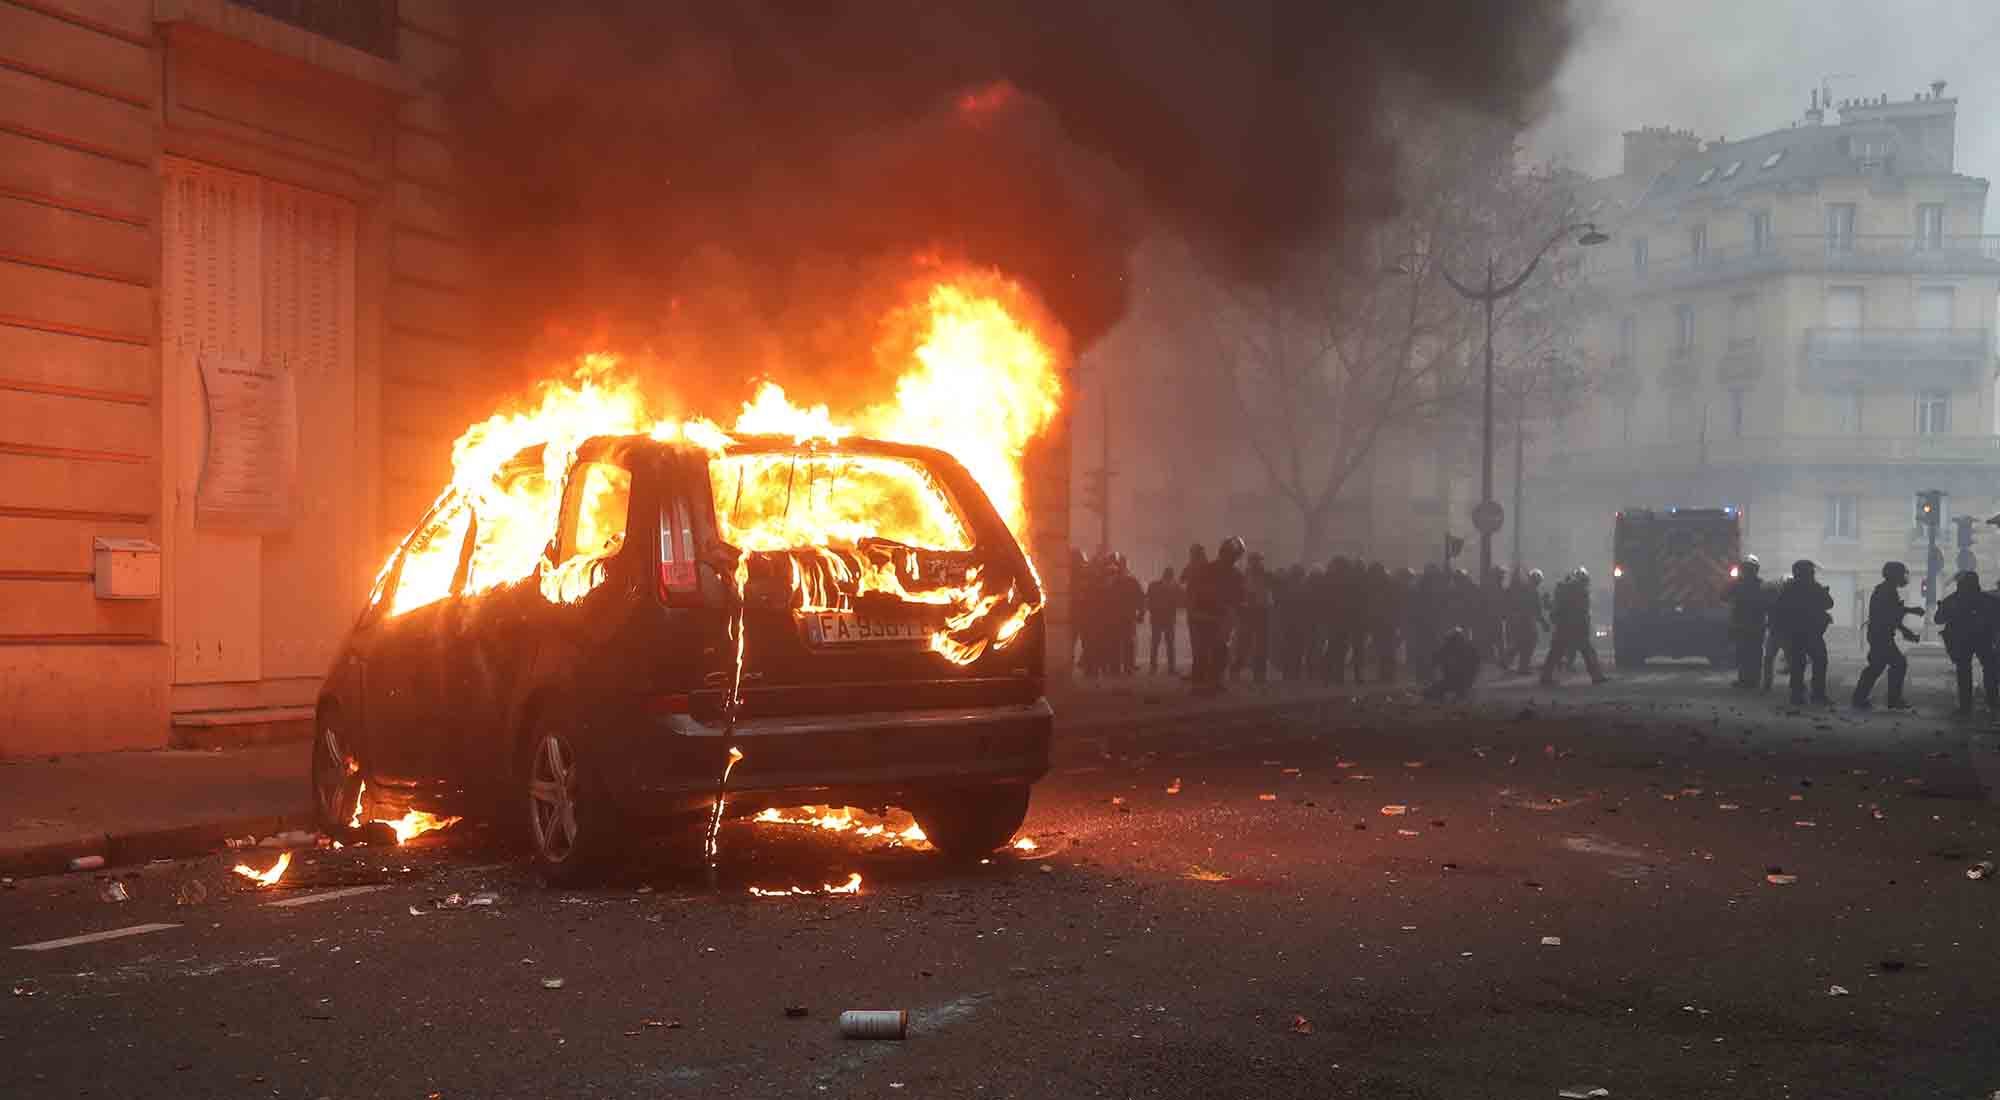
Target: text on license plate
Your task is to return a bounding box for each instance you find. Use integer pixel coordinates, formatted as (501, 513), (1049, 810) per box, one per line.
(801, 611), (932, 645)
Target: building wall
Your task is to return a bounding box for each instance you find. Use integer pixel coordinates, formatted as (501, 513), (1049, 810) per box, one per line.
(0, 0), (506, 756)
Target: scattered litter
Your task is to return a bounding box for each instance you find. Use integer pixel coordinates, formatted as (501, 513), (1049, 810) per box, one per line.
(1258, 794), (1278, 801)
(67, 855), (105, 872)
(785, 1005), (810, 1018)
(1289, 1014), (1314, 1035)
(1788, 794), (1805, 802)
(1184, 866), (1231, 882)
(1558, 1088), (1610, 1099)
(1828, 985), (1850, 997)
(541, 978), (566, 990)
(1281, 767), (1301, 776)
(99, 881), (130, 904)
(1380, 805), (1409, 816)
(1968, 861), (1996, 881)
(1336, 761), (1356, 769)
(1261, 760), (1282, 766)
(1540, 936), (1563, 947)
(11, 979), (36, 997)
(1165, 779), (1182, 795)
(1793, 821), (1817, 828)
(431, 891), (502, 910)
(174, 880), (208, 906)
(1765, 873), (1798, 885)
(1110, 796), (1125, 806)
(644, 1018), (682, 1029)
(1717, 803), (1740, 811)
(1403, 761), (1425, 769)
(839, 1009), (907, 1040)
(1038, 864), (1054, 874)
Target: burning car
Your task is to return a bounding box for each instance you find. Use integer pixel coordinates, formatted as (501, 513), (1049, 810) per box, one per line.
(311, 429), (1051, 881)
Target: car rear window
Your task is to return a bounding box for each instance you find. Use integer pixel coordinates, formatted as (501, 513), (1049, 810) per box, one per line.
(709, 451), (973, 552)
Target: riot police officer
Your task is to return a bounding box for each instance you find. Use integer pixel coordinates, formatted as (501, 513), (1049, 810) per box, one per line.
(1853, 561), (1923, 711)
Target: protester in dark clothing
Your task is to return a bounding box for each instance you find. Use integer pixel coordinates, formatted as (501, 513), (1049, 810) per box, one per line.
(1770, 559), (1835, 705)
(1322, 558), (1357, 684)
(1182, 544), (1212, 685)
(1726, 556), (1769, 688)
(1540, 567), (1607, 685)
(1423, 627), (1481, 702)
(1506, 569), (1548, 675)
(1110, 555), (1144, 675)
(1761, 576), (1789, 692)
(1194, 537), (1247, 695)
(1145, 567), (1183, 675)
(1853, 561), (1924, 710)
(1363, 562), (1400, 683)
(1935, 570), (1998, 716)
(1234, 553), (1272, 684)
(1407, 566), (1445, 682)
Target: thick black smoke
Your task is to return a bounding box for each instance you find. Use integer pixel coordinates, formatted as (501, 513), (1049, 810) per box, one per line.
(451, 1), (1573, 395)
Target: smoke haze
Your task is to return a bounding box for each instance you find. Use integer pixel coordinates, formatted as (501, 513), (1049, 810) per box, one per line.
(450, 0), (1575, 393)
(1531, 0), (2000, 227)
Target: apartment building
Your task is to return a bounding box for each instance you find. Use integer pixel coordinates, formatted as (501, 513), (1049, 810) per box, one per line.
(1535, 87), (2000, 629)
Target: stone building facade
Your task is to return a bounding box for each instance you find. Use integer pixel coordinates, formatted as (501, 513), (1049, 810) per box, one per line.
(1534, 88), (2000, 630)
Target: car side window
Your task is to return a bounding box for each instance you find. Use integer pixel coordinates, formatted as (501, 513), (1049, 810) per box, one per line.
(464, 468), (550, 594)
(543, 461), (633, 603)
(387, 496), (474, 616)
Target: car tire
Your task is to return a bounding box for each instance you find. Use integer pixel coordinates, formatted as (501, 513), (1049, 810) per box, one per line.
(912, 785), (1032, 860)
(520, 720), (621, 884)
(309, 707), (362, 833)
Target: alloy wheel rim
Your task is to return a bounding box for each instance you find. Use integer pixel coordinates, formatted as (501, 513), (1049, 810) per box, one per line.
(529, 734), (580, 862)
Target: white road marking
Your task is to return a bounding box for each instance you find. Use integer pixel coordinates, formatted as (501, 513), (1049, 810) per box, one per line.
(263, 884), (389, 908)
(13, 923), (181, 952)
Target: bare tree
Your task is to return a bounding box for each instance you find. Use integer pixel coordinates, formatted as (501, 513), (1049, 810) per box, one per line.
(1166, 114), (1590, 560)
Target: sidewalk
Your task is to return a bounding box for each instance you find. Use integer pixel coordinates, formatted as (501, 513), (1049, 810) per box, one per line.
(0, 675), (1379, 879)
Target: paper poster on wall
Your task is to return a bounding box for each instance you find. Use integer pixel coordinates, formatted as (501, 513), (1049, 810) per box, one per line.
(196, 352), (297, 531)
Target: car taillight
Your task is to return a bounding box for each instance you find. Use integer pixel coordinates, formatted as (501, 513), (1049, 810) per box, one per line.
(660, 497), (704, 607)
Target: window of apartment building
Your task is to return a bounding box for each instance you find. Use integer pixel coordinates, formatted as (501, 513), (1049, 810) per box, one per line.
(1825, 202), (1857, 251)
(1917, 286), (1955, 330)
(1632, 236), (1649, 273)
(1728, 294), (1756, 348)
(1918, 390), (1951, 435)
(1916, 203), (1945, 250)
(1823, 286), (1864, 330)
(1832, 390), (1862, 434)
(1749, 210), (1773, 255)
(1825, 494), (1859, 540)
(1689, 223), (1708, 266)
(1728, 390), (1746, 438)
(1672, 303), (1695, 358)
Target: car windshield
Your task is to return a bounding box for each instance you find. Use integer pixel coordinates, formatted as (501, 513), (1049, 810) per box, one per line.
(709, 451), (973, 553)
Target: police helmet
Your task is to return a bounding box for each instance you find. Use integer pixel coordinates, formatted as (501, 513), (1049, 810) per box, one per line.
(1571, 566), (1590, 582)
(1740, 555), (1760, 575)
(1529, 568), (1545, 584)
(1882, 560), (1909, 581)
(1959, 570), (1981, 590)
(1218, 536), (1247, 562)
(1792, 559), (1816, 579)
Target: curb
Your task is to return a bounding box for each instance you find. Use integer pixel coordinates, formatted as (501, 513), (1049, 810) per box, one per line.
(0, 810), (315, 881)
(0, 691), (1375, 881)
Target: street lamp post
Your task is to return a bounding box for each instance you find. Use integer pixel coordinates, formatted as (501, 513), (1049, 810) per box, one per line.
(1429, 223), (1608, 594)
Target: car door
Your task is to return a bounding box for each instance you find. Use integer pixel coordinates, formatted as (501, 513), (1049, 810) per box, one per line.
(363, 495), (473, 785)
(539, 452), (646, 735)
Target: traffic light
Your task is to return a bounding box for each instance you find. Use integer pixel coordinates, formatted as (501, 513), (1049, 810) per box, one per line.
(1917, 490), (1944, 529)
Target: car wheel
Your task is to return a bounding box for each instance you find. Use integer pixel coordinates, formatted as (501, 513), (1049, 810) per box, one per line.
(522, 722), (619, 883)
(912, 785), (1032, 860)
(309, 708), (361, 833)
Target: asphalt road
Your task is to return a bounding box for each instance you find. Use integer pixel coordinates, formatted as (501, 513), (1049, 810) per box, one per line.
(7, 656), (2000, 1099)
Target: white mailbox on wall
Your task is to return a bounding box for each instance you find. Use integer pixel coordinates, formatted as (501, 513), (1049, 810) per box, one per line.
(93, 537), (161, 600)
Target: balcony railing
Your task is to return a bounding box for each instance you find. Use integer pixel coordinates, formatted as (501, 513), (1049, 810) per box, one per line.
(1803, 326), (1990, 389)
(1545, 434), (2000, 478)
(227, 0), (398, 59)
(1586, 233), (2000, 291)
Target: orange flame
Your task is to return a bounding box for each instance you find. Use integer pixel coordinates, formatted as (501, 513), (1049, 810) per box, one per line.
(748, 871), (864, 898)
(752, 805), (930, 847)
(377, 267), (1062, 665)
(345, 782), (461, 845)
(232, 852), (291, 886)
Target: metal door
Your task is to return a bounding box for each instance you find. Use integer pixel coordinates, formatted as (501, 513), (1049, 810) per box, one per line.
(161, 160), (356, 686)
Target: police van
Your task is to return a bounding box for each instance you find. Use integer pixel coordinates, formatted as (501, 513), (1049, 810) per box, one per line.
(1611, 507), (1742, 668)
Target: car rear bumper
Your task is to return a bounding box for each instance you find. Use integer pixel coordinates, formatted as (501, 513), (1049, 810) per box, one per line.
(605, 698), (1054, 816)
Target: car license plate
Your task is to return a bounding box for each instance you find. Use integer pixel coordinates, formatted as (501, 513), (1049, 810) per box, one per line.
(800, 610), (931, 645)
